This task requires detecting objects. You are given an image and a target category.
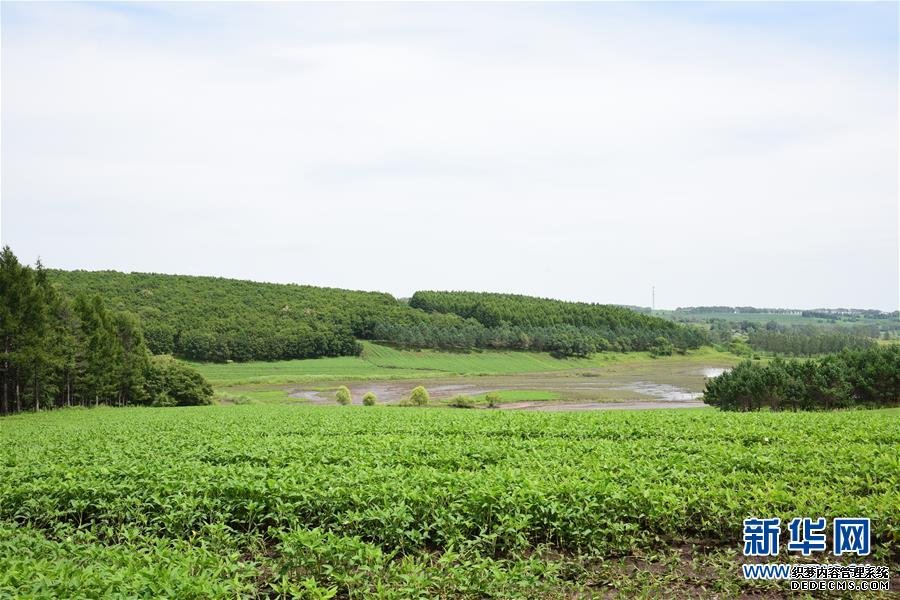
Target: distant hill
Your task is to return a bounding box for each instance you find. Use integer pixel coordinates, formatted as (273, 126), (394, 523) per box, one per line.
(673, 306), (898, 319)
(411, 291), (697, 338)
(48, 271), (706, 362)
(657, 305), (899, 354)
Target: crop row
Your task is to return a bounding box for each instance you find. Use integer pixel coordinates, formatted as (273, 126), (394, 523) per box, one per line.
(1, 406), (898, 597)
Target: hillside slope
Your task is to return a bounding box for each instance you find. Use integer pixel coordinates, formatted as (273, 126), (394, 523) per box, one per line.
(49, 271), (705, 362)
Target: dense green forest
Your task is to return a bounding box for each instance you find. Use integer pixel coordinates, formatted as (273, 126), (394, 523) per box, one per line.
(408, 291), (707, 355)
(47, 271), (706, 362)
(0, 248), (212, 415)
(703, 319), (879, 356)
(48, 270), (390, 361)
(702, 346), (899, 411)
(745, 327), (875, 355)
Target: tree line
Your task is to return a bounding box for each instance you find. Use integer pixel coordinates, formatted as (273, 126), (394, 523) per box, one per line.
(408, 291), (707, 355)
(746, 329), (875, 355)
(1, 248), (212, 415)
(45, 271), (707, 362)
(676, 306), (801, 314)
(701, 318), (882, 356)
(801, 309), (899, 320)
(702, 345), (899, 411)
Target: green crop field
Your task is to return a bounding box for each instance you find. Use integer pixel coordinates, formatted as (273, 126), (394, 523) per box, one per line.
(1, 405), (896, 598)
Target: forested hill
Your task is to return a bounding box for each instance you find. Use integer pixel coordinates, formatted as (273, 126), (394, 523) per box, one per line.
(48, 270), (706, 362)
(409, 291), (706, 354)
(411, 291), (676, 330)
(47, 270), (403, 361)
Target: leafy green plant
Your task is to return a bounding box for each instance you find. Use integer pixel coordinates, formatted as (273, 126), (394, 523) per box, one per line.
(144, 355), (214, 406)
(649, 337), (674, 357)
(335, 386), (351, 405)
(448, 395), (475, 408)
(484, 392), (502, 408)
(409, 386), (429, 406)
(1, 404), (896, 598)
(362, 391), (377, 406)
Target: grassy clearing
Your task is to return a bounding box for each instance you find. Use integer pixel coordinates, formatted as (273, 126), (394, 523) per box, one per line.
(361, 342), (606, 373)
(190, 353), (437, 387)
(1, 405), (896, 598)
(435, 390), (562, 408)
(194, 342), (739, 388)
(473, 390), (562, 403)
(216, 388), (300, 405)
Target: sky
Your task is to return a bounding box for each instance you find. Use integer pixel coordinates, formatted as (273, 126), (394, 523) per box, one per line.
(2, 2), (898, 310)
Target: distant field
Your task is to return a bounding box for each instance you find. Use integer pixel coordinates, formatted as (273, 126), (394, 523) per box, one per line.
(2, 405), (896, 598)
(660, 310), (897, 329)
(194, 342), (737, 387)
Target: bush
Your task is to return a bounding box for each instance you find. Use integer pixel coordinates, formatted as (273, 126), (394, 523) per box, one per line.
(484, 392), (502, 408)
(728, 339), (753, 357)
(144, 355), (213, 407)
(702, 346), (900, 411)
(335, 386), (352, 405)
(448, 395), (475, 408)
(648, 337), (674, 357)
(409, 386), (430, 406)
(362, 392), (377, 406)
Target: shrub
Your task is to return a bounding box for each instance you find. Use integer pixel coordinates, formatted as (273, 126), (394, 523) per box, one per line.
(702, 346), (900, 411)
(484, 392), (502, 408)
(648, 337), (674, 357)
(335, 386), (352, 405)
(362, 392), (377, 406)
(409, 386), (429, 406)
(449, 395), (475, 409)
(728, 339), (754, 357)
(144, 355), (213, 406)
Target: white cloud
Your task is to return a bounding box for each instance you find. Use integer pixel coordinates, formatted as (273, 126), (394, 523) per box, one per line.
(2, 2), (897, 309)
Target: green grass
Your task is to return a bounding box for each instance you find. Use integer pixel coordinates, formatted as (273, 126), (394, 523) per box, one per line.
(216, 388), (299, 405)
(190, 353), (426, 386)
(473, 389), (562, 403)
(1, 405), (896, 598)
(361, 342), (605, 373)
(194, 342), (739, 387)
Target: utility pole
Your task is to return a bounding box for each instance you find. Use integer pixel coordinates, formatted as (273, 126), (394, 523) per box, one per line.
(652, 285), (655, 312)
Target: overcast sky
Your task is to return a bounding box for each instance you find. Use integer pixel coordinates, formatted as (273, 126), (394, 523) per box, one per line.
(2, 2), (898, 310)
